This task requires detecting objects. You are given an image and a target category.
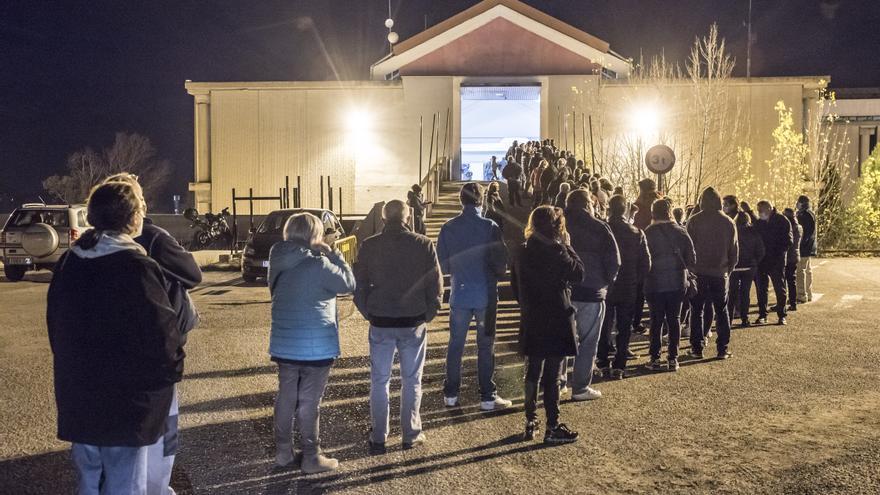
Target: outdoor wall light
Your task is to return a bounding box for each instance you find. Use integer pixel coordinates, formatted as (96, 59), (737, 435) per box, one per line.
(629, 104), (661, 137)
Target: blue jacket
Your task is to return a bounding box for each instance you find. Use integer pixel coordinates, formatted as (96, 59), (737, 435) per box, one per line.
(437, 205), (507, 309)
(268, 242), (356, 361)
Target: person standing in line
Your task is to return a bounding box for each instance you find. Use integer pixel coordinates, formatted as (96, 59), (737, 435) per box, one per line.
(722, 195), (740, 220)
(354, 200), (443, 454)
(644, 199), (696, 371)
(104, 174), (201, 495)
(554, 182), (571, 209)
(541, 159), (560, 206)
(269, 213), (356, 473)
(685, 187), (738, 360)
(490, 155), (500, 180)
(510, 206), (583, 444)
(564, 190), (620, 401)
(782, 208), (802, 312)
(438, 183), (512, 411)
(632, 178), (662, 334)
(795, 195), (817, 303)
(596, 195), (651, 379)
(48, 182), (183, 495)
(754, 200), (793, 325)
(531, 160), (547, 207)
(483, 181), (506, 232)
(728, 211), (765, 327)
(502, 157), (524, 207)
(407, 184), (430, 236)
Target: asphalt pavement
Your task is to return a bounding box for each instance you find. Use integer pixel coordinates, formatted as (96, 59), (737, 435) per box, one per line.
(1, 258), (879, 494)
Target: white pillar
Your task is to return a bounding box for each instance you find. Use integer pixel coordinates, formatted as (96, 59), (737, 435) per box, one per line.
(191, 92), (212, 212)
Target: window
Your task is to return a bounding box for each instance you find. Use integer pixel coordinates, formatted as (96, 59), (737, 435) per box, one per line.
(9, 210), (69, 228)
(256, 212), (292, 234)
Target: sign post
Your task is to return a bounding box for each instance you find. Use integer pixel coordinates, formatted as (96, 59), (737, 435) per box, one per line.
(644, 144), (676, 194)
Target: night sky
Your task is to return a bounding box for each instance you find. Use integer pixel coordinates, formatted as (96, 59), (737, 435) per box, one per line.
(2, 0), (878, 211)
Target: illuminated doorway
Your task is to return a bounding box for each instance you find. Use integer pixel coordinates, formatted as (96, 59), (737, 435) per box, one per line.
(460, 85), (540, 181)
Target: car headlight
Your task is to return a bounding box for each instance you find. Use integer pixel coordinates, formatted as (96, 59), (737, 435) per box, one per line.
(244, 246), (255, 256)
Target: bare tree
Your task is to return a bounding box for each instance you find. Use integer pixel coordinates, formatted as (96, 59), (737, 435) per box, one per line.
(43, 132), (171, 205)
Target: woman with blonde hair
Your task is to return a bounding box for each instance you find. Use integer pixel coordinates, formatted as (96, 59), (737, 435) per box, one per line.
(510, 206), (584, 444)
(269, 212), (355, 473)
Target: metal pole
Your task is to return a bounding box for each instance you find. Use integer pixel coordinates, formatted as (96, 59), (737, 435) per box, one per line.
(248, 188), (255, 234)
(285, 175), (290, 208)
(296, 176), (302, 208)
(582, 113), (587, 164)
(328, 176), (333, 211)
(279, 188), (284, 209)
(556, 106), (561, 143)
(231, 188), (237, 253)
(572, 109), (577, 156)
(427, 113), (436, 180)
(319, 175), (324, 209)
(441, 107), (450, 161)
(588, 115), (597, 174)
(338, 186), (343, 218)
(419, 116), (423, 182)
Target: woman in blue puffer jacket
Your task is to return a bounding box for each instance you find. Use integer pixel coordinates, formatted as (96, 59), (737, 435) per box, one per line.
(268, 212), (355, 474)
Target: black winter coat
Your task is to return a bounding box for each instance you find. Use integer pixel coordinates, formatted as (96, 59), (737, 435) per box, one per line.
(797, 209), (817, 257)
(565, 208), (620, 302)
(47, 249), (183, 447)
(735, 224), (765, 269)
(644, 221), (696, 294)
(607, 216), (651, 300)
(137, 219), (202, 338)
(755, 210), (793, 266)
(511, 238), (584, 358)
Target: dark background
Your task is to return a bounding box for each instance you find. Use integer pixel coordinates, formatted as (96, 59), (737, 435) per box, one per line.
(2, 0), (878, 211)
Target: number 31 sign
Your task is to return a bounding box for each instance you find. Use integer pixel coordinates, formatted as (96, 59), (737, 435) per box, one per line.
(645, 145), (676, 174)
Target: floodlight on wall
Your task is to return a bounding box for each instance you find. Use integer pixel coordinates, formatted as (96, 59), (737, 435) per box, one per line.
(629, 104), (661, 138)
(346, 109), (371, 133)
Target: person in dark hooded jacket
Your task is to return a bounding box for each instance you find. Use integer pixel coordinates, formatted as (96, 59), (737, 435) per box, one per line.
(754, 200), (793, 325)
(795, 195), (817, 303)
(597, 195), (651, 378)
(783, 208), (802, 312)
(685, 187), (738, 360)
(48, 182), (183, 495)
(728, 212), (765, 327)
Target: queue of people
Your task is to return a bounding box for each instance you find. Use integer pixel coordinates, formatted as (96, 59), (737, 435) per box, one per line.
(46, 145), (819, 491)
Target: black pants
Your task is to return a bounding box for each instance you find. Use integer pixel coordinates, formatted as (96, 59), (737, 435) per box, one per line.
(507, 180), (523, 207)
(413, 214), (426, 235)
(597, 294), (635, 370)
(690, 275), (732, 355)
(633, 282), (646, 330)
(784, 263), (798, 307)
(532, 189), (543, 208)
(728, 268), (755, 323)
(647, 291), (684, 360)
(756, 259), (787, 319)
(524, 355), (564, 427)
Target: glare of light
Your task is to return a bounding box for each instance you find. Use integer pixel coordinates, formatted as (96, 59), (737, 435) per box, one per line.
(629, 105), (660, 137)
(346, 109), (371, 133)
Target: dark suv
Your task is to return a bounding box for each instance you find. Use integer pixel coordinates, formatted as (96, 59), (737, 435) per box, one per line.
(1, 204), (90, 281)
(240, 208), (345, 283)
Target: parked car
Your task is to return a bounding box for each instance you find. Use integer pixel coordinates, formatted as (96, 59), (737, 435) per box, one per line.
(0, 203), (89, 281)
(240, 208), (345, 283)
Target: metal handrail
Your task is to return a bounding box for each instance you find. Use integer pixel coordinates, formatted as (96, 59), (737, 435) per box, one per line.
(418, 156), (448, 217)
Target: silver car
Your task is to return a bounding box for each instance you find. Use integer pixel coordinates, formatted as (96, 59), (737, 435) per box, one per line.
(0, 204), (89, 281)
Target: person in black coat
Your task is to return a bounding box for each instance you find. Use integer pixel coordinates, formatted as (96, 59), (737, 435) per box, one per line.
(795, 195), (817, 303)
(754, 200), (793, 325)
(510, 206), (583, 444)
(644, 199), (697, 370)
(47, 182), (183, 494)
(728, 212), (765, 327)
(597, 195), (651, 377)
(502, 158), (524, 207)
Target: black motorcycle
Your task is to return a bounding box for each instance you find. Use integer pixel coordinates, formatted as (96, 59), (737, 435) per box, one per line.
(184, 207), (233, 251)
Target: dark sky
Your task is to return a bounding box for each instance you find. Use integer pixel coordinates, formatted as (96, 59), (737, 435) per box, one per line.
(2, 0), (878, 211)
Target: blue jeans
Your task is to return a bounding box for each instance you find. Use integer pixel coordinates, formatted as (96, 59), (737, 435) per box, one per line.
(71, 442), (150, 495)
(369, 325), (427, 444)
(443, 307), (498, 402)
(568, 301), (605, 395)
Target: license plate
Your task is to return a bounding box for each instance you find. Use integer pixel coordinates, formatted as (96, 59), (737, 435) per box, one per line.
(261, 260), (270, 268)
(6, 256), (32, 265)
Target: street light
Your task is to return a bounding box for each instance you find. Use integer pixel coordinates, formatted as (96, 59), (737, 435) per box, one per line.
(629, 104), (660, 138)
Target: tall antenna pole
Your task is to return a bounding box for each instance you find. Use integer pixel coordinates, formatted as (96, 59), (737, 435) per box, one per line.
(746, 0), (753, 79)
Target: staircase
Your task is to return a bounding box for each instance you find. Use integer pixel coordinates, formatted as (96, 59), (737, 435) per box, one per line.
(423, 181), (471, 241)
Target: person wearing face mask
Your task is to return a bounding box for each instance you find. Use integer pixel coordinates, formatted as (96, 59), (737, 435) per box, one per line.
(754, 200), (793, 325)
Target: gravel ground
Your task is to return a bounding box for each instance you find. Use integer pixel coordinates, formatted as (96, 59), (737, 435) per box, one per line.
(1, 258), (879, 494)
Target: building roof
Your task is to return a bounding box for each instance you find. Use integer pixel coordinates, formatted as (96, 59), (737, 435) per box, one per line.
(371, 0), (630, 79)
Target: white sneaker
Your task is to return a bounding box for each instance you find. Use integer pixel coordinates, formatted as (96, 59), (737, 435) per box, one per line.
(571, 387), (602, 402)
(444, 396), (459, 407)
(480, 396), (512, 411)
(559, 385), (571, 400)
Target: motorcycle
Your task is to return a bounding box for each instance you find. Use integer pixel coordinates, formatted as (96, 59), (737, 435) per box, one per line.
(184, 207), (233, 251)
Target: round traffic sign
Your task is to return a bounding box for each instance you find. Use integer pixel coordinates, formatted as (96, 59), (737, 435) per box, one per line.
(645, 145), (676, 174)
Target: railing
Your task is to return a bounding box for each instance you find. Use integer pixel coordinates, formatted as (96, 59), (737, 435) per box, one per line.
(336, 235), (359, 266)
(419, 156), (450, 217)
